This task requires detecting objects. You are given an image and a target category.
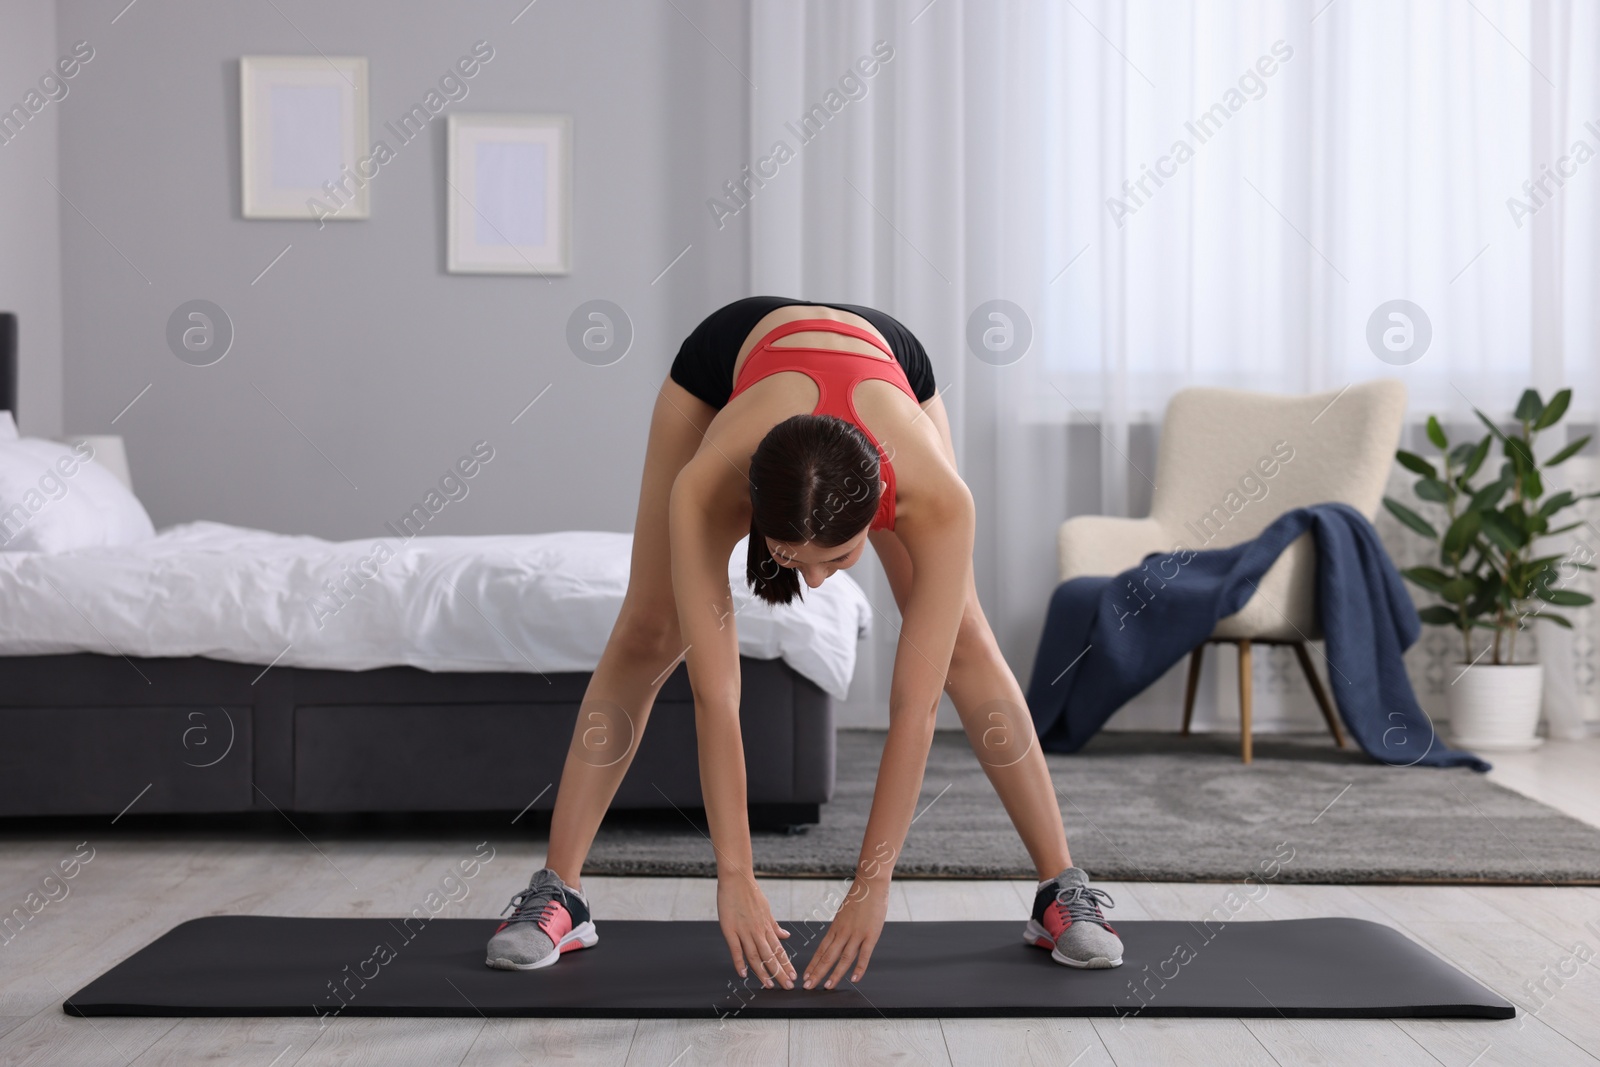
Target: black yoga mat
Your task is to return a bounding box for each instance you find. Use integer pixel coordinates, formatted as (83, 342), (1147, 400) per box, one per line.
(63, 916), (1513, 1019)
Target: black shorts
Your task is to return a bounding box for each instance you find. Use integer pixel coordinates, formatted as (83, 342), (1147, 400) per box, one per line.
(668, 296), (937, 410)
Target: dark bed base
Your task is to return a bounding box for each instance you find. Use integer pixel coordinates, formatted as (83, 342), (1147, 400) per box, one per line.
(0, 653), (834, 828)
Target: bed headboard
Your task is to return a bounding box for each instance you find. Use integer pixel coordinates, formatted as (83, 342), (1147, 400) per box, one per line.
(0, 313), (15, 419)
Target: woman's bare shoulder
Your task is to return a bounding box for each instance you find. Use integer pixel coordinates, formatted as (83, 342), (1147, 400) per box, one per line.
(883, 429), (972, 536)
(670, 431), (756, 529)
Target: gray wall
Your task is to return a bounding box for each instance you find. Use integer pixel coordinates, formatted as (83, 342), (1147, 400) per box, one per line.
(0, 0), (65, 438)
(57, 0), (748, 538)
(35, 2), (1309, 734)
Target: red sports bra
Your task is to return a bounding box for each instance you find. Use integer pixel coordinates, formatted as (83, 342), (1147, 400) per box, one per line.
(729, 318), (918, 532)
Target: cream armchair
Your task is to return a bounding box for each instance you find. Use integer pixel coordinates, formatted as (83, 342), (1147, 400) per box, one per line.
(1057, 380), (1407, 762)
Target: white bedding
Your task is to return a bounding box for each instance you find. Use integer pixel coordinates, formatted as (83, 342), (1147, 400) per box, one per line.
(0, 522), (873, 700)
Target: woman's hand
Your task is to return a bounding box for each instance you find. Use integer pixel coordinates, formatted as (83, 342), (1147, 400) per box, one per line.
(802, 876), (891, 989)
(717, 874), (794, 989)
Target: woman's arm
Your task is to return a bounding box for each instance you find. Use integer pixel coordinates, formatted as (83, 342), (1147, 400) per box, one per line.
(667, 457), (796, 988)
(802, 472), (976, 989)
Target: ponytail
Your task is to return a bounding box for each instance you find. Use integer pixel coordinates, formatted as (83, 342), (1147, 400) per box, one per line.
(746, 510), (800, 605)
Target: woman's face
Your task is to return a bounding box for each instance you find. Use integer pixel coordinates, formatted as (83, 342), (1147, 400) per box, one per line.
(766, 527), (871, 589)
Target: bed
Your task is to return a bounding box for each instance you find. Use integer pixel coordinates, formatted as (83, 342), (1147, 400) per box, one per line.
(0, 323), (866, 826)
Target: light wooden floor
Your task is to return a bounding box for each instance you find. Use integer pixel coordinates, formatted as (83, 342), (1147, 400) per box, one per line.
(3, 737), (1598, 1066)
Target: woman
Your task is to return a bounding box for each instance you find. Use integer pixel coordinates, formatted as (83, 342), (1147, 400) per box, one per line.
(486, 297), (1122, 988)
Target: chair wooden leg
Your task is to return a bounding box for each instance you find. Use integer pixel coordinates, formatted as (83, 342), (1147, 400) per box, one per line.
(1294, 641), (1347, 749)
(1237, 639), (1253, 764)
(1181, 645), (1205, 736)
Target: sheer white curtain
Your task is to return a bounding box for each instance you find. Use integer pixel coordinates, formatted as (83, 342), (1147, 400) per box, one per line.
(747, 0), (1600, 731)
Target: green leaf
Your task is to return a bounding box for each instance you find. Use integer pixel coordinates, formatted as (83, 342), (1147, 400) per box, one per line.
(1510, 566), (1548, 601)
(1466, 586), (1500, 618)
(1396, 450), (1438, 478)
(1523, 560), (1558, 596)
(1384, 497), (1439, 539)
(1505, 433), (1536, 471)
(1426, 415), (1448, 450)
(1462, 435), (1493, 478)
(1514, 389), (1544, 423)
(1546, 434), (1591, 466)
(1505, 437), (1527, 471)
(1417, 605), (1460, 626)
(1523, 466), (1544, 499)
(1402, 566), (1452, 593)
(1535, 588), (1594, 607)
(1469, 479), (1510, 512)
(1448, 442), (1477, 469)
(1533, 389), (1571, 429)
(1537, 611), (1575, 629)
(1547, 521), (1586, 535)
(1415, 477), (1453, 504)
(1441, 509), (1482, 559)
(1439, 578), (1476, 604)
(1475, 407), (1509, 444)
(1479, 511), (1526, 552)
(1538, 490), (1576, 518)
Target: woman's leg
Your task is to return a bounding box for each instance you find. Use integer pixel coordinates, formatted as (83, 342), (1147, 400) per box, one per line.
(867, 396), (1072, 882)
(543, 378), (718, 890)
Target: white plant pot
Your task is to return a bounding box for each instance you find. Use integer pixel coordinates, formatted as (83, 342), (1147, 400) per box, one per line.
(1447, 662), (1545, 752)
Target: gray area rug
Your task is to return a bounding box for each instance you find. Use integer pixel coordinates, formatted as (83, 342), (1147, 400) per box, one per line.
(583, 730), (1600, 884)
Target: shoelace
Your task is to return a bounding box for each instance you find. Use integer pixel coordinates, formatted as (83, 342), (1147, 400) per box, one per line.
(500, 881), (566, 927)
(1056, 884), (1115, 927)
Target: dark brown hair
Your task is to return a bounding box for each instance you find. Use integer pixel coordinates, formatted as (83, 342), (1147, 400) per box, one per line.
(746, 414), (881, 605)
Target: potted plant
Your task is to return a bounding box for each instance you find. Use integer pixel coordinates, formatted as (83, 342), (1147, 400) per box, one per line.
(1383, 388), (1595, 750)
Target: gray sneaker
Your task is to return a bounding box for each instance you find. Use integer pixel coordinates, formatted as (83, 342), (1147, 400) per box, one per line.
(485, 868), (597, 971)
(1024, 867), (1123, 968)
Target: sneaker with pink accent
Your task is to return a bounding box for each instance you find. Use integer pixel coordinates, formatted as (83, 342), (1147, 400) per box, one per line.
(1023, 866), (1123, 968)
(486, 868), (598, 971)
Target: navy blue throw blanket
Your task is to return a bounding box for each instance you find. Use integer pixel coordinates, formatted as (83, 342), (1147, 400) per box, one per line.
(1025, 503), (1490, 771)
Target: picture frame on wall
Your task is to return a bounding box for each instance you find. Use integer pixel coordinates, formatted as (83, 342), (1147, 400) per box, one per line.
(446, 113), (571, 275)
(240, 56), (370, 221)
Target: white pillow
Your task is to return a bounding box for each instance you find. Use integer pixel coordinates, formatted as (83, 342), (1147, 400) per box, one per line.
(0, 437), (156, 552)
